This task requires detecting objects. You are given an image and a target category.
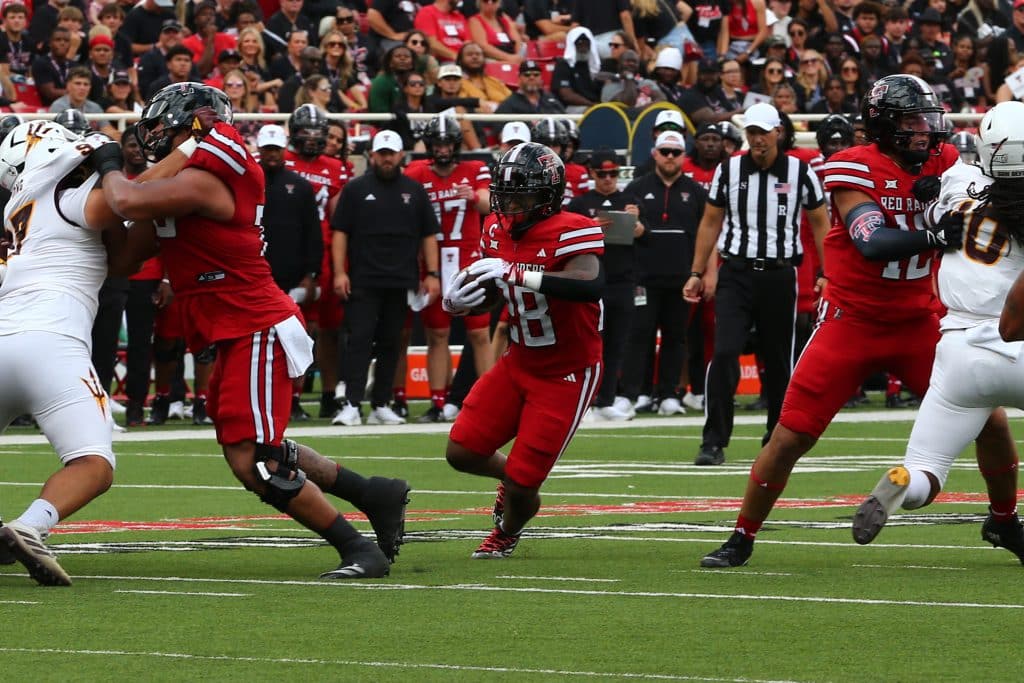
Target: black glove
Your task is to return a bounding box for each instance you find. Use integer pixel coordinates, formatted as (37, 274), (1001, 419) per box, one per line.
(912, 175), (941, 204)
(925, 210), (964, 251)
(190, 105), (223, 139)
(89, 141), (123, 178)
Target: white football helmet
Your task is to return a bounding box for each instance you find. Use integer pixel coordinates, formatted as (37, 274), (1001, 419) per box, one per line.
(975, 101), (1024, 178)
(0, 120), (80, 191)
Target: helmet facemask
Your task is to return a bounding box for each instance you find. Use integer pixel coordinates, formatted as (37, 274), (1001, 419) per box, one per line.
(291, 127), (327, 157)
(884, 110), (946, 166)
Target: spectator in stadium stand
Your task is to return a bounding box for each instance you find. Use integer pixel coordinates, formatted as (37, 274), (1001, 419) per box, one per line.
(414, 0), (468, 63)
(369, 43), (416, 112)
(822, 31), (846, 73)
(49, 64), (104, 116)
(334, 6), (371, 81)
(182, 0), (238, 79)
(144, 44), (197, 99)
(238, 25), (273, 80)
(831, 0), (856, 33)
(222, 68), (261, 147)
(601, 48), (664, 107)
(837, 55), (865, 109)
(137, 19), (184, 98)
(103, 68), (144, 113)
(767, 0), (792, 44)
(276, 45), (323, 113)
(405, 29), (440, 85)
(295, 73), (335, 111)
(914, 9), (952, 75)
(621, 130), (707, 418)
(331, 129), (442, 427)
(791, 0), (837, 53)
(390, 71), (427, 146)
(983, 35), (1017, 103)
(325, 121), (352, 163)
(257, 124), (323, 330)
(97, 4), (132, 68)
(751, 56), (790, 95)
(457, 41), (513, 112)
(858, 34), (890, 83)
(810, 75), (858, 122)
(843, 1), (884, 56)
(120, 0), (177, 58)
(1008, 2), (1024, 54)
(602, 30), (632, 72)
(792, 48), (827, 112)
(723, 0), (769, 66)
(770, 81), (801, 121)
(573, 0), (639, 60)
(433, 64), (482, 148)
(204, 48), (242, 90)
(264, 0), (314, 60)
(881, 7), (910, 70)
(29, 0), (64, 53)
(948, 34), (984, 109)
(565, 148), (644, 422)
(632, 0), (692, 63)
(269, 29), (311, 83)
(494, 59), (566, 115)
(956, 0), (1009, 38)
(783, 18), (808, 68)
(31, 26), (73, 106)
(367, 0), (421, 58)
(85, 33), (117, 102)
(57, 6), (86, 63)
(686, 0), (730, 62)
(468, 0), (524, 64)
(679, 57), (744, 126)
(650, 47), (686, 107)
(551, 27), (603, 112)
(319, 30), (368, 111)
(0, 4), (34, 79)
(521, 0), (574, 42)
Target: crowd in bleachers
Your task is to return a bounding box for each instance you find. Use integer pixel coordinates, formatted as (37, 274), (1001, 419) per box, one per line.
(1, 0), (1018, 146)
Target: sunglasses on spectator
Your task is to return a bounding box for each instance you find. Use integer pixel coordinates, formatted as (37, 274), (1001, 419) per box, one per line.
(337, 14), (355, 22)
(789, 30), (805, 37)
(325, 41), (345, 47)
(407, 80), (425, 86)
(842, 66), (859, 72)
(409, 39), (424, 45)
(317, 84), (332, 91)
(609, 42), (625, 48)
(657, 148), (683, 157)
(801, 57), (819, 64)
(595, 170), (619, 178)
(225, 80), (245, 87)
(766, 68), (783, 74)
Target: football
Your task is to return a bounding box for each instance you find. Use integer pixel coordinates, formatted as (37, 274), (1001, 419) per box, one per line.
(458, 266), (504, 315)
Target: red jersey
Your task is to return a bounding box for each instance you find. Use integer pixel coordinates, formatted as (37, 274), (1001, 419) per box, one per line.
(159, 123), (299, 350)
(562, 162), (589, 205)
(284, 151), (346, 227)
(413, 4), (468, 52)
(405, 159), (490, 250)
(788, 148), (825, 314)
(821, 142), (958, 323)
(480, 211), (604, 375)
(681, 157), (718, 191)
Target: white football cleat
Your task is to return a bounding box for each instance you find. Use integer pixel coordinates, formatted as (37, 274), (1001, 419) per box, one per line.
(0, 520), (71, 586)
(657, 397), (685, 416)
(167, 400), (185, 420)
(591, 405), (632, 421)
(331, 404), (362, 426)
(367, 405), (406, 425)
(441, 403), (460, 421)
(682, 391), (704, 411)
(108, 399), (126, 415)
(613, 396), (636, 418)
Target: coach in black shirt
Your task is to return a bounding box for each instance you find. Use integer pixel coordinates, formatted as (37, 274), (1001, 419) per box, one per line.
(684, 103), (830, 466)
(331, 130), (440, 425)
(567, 148), (643, 420)
(622, 130), (706, 417)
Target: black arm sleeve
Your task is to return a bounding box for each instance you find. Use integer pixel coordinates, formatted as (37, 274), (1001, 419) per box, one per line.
(846, 201), (933, 262)
(537, 260), (605, 302)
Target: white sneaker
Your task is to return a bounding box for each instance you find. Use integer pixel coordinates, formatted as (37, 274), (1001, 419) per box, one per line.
(682, 391), (704, 411)
(613, 395), (635, 418)
(331, 404), (362, 426)
(334, 381), (347, 401)
(657, 397), (685, 415)
(852, 466), (910, 545)
(167, 400), (186, 420)
(0, 520), (71, 586)
(108, 399), (126, 415)
(591, 405), (632, 421)
(367, 405), (406, 425)
(442, 403), (460, 421)
(634, 394), (653, 412)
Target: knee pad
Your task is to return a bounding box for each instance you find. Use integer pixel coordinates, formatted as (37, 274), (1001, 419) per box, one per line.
(194, 344), (217, 365)
(153, 338), (185, 363)
(254, 439), (306, 512)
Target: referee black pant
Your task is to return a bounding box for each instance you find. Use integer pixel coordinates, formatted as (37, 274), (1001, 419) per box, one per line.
(621, 284), (687, 402)
(702, 260), (796, 450)
(342, 287), (408, 408)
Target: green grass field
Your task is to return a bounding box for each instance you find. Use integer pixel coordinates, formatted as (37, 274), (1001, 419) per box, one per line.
(2, 401), (1023, 682)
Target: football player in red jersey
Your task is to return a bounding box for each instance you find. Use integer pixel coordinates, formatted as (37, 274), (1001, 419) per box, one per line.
(700, 74), (1019, 568)
(442, 142), (605, 559)
(95, 83), (410, 580)
(530, 119), (588, 205)
(404, 114), (493, 422)
(284, 104), (349, 420)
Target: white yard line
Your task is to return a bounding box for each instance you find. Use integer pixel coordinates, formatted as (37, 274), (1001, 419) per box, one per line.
(852, 564), (969, 571)
(0, 647), (803, 682)
(114, 589), (251, 597)
(494, 575), (620, 582)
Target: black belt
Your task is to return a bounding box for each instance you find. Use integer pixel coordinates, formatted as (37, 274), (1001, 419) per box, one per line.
(722, 255), (798, 271)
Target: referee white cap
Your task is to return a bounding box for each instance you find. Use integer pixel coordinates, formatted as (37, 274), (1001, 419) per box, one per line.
(743, 103), (781, 131)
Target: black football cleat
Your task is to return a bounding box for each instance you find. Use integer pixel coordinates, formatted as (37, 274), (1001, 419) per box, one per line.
(318, 394), (340, 419)
(191, 397), (213, 425)
(981, 509), (1024, 565)
(694, 445), (725, 466)
(416, 405), (445, 423)
(290, 395), (310, 422)
(319, 545), (390, 579)
(360, 477), (410, 563)
(390, 399), (409, 419)
(147, 395), (170, 425)
(700, 532), (754, 568)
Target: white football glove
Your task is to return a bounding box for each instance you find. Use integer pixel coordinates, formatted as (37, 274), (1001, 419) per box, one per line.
(466, 257), (527, 286)
(442, 269), (486, 315)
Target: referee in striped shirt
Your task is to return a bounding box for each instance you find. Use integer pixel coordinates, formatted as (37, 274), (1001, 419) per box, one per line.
(683, 103), (830, 466)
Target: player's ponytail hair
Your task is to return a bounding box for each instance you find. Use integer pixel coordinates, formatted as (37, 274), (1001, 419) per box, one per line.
(969, 178), (1024, 246)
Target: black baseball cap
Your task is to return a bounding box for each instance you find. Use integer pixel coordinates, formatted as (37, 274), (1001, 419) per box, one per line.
(218, 48), (241, 62)
(588, 147), (622, 169)
(161, 18), (183, 32)
(695, 122), (723, 138)
(519, 59), (542, 75)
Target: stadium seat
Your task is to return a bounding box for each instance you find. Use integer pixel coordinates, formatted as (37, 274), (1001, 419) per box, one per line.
(485, 61), (519, 89)
(13, 82), (42, 109)
(534, 40), (565, 60)
(540, 61), (556, 90)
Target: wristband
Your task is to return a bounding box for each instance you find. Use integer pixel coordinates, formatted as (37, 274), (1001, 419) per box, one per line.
(176, 137), (199, 158)
(426, 270), (440, 278)
(690, 271), (703, 279)
(520, 269), (543, 291)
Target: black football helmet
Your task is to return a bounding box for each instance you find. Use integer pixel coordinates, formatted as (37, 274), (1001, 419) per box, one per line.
(288, 103), (330, 158)
(949, 130), (977, 165)
(530, 119), (569, 150)
(862, 74), (946, 166)
(562, 118), (580, 161)
(136, 82), (233, 161)
(815, 114), (855, 159)
(490, 142), (565, 236)
(53, 109), (91, 135)
(0, 115), (23, 144)
(423, 114), (462, 167)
